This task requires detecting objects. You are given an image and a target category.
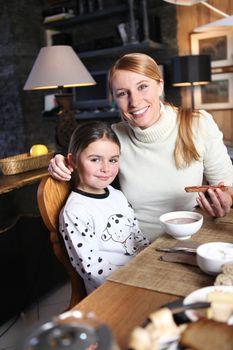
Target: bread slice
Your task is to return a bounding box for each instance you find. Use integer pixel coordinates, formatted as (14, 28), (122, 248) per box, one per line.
(185, 185), (228, 193)
(180, 319), (233, 350)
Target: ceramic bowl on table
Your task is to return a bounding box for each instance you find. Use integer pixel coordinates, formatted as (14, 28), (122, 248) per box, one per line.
(196, 242), (233, 275)
(159, 211), (203, 240)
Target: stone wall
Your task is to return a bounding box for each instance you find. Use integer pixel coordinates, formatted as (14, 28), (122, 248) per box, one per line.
(0, 0), (178, 159)
(0, 0), (56, 158)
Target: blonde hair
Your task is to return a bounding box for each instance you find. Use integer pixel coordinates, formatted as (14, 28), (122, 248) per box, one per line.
(108, 53), (162, 97)
(108, 53), (200, 168)
(174, 107), (200, 168)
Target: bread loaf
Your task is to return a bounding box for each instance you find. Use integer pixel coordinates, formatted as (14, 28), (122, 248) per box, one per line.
(222, 263), (233, 275)
(214, 273), (233, 286)
(180, 319), (233, 350)
(215, 263), (233, 286)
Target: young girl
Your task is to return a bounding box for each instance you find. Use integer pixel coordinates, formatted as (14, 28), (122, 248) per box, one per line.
(59, 121), (149, 294)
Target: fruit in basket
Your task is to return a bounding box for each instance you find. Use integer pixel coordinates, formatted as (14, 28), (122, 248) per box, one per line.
(30, 144), (48, 157)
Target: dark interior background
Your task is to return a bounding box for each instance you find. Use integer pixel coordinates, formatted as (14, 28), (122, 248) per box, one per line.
(0, 0), (181, 325)
(0, 0), (180, 159)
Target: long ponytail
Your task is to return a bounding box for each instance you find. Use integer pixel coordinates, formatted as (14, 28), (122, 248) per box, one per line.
(174, 107), (200, 168)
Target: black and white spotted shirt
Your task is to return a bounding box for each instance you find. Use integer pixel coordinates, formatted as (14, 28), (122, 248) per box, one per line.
(59, 185), (149, 294)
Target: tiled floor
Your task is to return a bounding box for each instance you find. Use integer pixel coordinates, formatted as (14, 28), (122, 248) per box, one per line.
(0, 281), (71, 349)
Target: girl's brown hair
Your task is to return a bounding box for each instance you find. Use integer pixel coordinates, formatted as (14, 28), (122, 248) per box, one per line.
(68, 121), (120, 155)
(108, 52), (200, 168)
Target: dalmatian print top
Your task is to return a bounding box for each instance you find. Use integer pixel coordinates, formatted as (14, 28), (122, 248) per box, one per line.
(59, 185), (149, 294)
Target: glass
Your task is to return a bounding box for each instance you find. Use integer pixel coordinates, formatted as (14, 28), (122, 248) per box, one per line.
(17, 310), (117, 350)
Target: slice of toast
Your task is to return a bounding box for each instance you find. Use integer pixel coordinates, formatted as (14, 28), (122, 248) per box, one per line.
(185, 185), (228, 193)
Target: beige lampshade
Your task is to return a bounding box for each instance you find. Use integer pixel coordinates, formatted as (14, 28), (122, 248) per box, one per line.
(194, 15), (233, 32)
(163, 0), (229, 18)
(162, 0), (206, 5)
(24, 45), (96, 90)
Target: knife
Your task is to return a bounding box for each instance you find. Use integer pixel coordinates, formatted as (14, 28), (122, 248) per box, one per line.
(155, 247), (197, 254)
(170, 301), (211, 314)
(142, 301), (211, 327)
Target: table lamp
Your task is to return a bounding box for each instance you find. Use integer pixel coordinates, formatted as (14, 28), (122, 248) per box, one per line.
(162, 0), (232, 32)
(171, 54), (211, 109)
(24, 45), (96, 149)
(163, 0), (229, 18)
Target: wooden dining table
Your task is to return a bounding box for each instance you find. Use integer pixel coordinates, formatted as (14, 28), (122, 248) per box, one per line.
(72, 210), (233, 350)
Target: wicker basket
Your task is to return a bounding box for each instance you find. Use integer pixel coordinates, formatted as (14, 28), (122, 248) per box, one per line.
(0, 150), (54, 175)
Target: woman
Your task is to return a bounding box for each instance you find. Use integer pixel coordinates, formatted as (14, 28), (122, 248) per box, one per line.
(49, 53), (233, 242)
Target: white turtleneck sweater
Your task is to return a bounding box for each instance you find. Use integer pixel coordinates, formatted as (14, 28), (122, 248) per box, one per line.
(112, 103), (233, 242)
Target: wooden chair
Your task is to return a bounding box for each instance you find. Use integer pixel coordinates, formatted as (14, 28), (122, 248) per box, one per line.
(37, 176), (87, 309)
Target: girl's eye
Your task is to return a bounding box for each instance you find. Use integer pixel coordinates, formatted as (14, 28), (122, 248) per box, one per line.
(110, 158), (119, 163)
(90, 158), (99, 162)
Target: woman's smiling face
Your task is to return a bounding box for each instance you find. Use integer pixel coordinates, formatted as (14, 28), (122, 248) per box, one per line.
(112, 70), (164, 129)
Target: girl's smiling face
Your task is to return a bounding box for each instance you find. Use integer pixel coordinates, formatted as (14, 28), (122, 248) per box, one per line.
(112, 70), (164, 129)
(73, 137), (120, 194)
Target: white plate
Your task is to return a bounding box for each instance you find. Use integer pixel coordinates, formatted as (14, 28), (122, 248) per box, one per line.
(183, 285), (233, 323)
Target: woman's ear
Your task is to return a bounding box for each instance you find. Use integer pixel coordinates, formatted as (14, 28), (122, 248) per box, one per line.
(158, 79), (164, 97)
(67, 153), (76, 169)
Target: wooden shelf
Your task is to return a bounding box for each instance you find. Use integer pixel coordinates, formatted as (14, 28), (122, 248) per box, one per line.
(75, 110), (120, 120)
(43, 110), (120, 122)
(43, 3), (168, 62)
(77, 40), (165, 59)
(44, 5), (127, 29)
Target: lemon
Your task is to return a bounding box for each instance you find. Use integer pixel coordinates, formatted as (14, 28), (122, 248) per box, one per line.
(30, 144), (48, 157)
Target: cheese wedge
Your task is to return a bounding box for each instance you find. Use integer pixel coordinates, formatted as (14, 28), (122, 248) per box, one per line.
(207, 291), (233, 322)
(208, 291), (233, 303)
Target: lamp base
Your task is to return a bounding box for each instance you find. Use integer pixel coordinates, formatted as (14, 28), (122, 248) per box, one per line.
(55, 93), (77, 150)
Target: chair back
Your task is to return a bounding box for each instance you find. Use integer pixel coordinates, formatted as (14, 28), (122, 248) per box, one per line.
(37, 176), (86, 308)
(37, 176), (71, 232)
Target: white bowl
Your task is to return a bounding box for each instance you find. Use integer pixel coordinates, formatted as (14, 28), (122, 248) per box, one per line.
(196, 242), (233, 275)
(159, 211), (203, 240)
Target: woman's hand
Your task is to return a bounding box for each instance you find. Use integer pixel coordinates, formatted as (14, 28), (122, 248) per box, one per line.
(48, 154), (73, 181)
(196, 182), (233, 217)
